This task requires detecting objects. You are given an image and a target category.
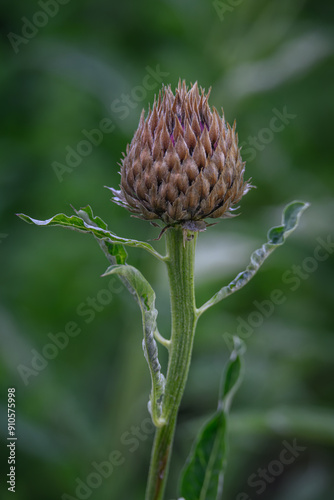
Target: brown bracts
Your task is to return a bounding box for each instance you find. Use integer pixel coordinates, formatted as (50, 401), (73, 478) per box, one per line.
(109, 80), (252, 231)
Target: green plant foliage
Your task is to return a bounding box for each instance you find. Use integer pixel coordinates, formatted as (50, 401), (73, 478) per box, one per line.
(72, 205), (128, 265)
(198, 201), (309, 316)
(179, 338), (244, 500)
(18, 205), (167, 426)
(3, 3), (333, 497)
(17, 206), (164, 262)
(219, 337), (245, 413)
(103, 263), (166, 427)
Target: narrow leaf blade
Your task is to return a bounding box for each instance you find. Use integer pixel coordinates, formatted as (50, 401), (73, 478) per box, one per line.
(17, 208), (163, 261)
(180, 338), (244, 500)
(181, 412), (226, 500)
(103, 264), (165, 427)
(220, 337), (245, 412)
(198, 201), (309, 315)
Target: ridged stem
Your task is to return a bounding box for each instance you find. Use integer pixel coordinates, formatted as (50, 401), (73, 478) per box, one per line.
(145, 227), (198, 500)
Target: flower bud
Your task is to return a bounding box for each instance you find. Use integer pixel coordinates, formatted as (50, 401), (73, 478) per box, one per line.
(109, 80), (252, 228)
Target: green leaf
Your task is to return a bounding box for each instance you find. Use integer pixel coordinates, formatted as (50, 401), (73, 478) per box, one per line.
(197, 200), (309, 316)
(219, 337), (245, 413)
(17, 206), (164, 262)
(74, 205), (128, 265)
(18, 206), (166, 424)
(102, 264), (166, 427)
(179, 337), (244, 500)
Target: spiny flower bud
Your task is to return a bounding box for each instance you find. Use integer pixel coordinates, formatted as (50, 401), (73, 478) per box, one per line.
(109, 80), (251, 230)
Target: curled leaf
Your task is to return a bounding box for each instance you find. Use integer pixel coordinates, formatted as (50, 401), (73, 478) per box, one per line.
(197, 201), (309, 316)
(103, 264), (166, 427)
(17, 206), (164, 262)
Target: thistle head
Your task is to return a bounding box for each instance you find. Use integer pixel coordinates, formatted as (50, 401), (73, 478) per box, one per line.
(109, 80), (252, 232)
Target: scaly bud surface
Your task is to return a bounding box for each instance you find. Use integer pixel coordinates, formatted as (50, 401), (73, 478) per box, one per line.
(109, 80), (251, 228)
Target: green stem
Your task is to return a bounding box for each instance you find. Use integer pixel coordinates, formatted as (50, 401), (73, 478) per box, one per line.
(145, 227), (198, 500)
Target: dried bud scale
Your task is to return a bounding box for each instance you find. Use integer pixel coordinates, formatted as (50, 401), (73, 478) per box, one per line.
(109, 80), (251, 233)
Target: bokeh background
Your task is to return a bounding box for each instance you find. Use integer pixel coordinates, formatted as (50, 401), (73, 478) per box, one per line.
(1, 0), (334, 499)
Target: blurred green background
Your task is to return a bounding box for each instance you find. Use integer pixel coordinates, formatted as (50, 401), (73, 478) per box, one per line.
(1, 0), (334, 499)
